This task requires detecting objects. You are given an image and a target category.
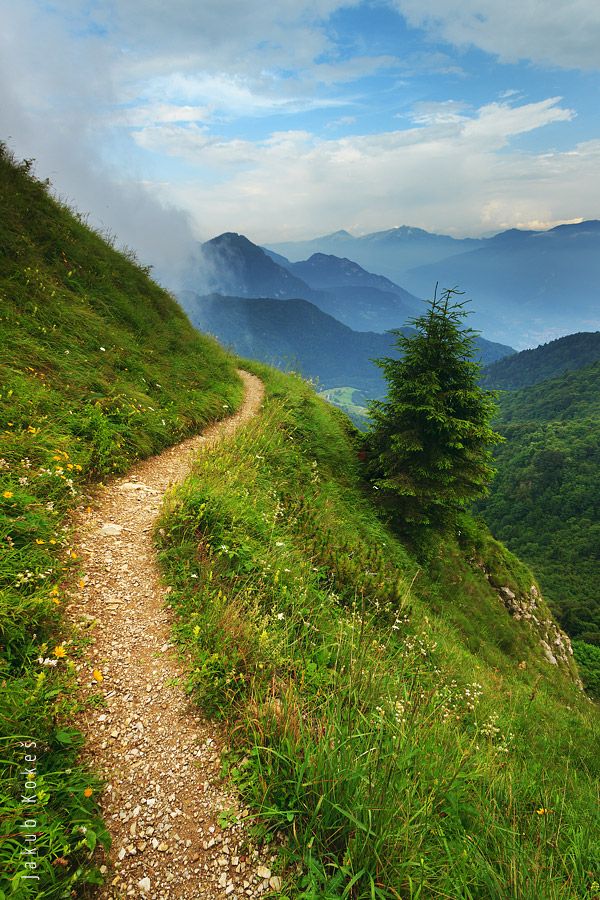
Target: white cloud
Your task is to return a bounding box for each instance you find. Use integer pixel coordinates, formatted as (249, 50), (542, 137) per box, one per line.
(132, 72), (347, 122)
(391, 0), (600, 70)
(0, 1), (196, 275)
(48, 0), (358, 76)
(140, 99), (598, 242)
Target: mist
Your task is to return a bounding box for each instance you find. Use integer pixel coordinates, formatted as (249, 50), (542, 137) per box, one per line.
(0, 0), (198, 290)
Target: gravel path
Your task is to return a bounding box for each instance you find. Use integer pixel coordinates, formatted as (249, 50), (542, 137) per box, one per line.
(67, 371), (279, 899)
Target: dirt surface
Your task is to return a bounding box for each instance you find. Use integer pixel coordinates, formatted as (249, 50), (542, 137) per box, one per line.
(67, 371), (280, 899)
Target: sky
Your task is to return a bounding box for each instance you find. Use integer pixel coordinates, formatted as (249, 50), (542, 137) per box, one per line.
(1, 0), (600, 271)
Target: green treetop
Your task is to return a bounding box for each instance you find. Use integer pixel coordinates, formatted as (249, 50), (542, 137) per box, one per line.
(366, 289), (501, 532)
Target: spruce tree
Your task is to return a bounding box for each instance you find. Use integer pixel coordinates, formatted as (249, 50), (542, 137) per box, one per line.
(366, 289), (501, 532)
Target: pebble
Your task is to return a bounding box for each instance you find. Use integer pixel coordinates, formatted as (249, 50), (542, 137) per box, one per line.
(100, 523), (123, 536)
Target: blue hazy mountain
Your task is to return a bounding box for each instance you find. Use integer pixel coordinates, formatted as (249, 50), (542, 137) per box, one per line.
(191, 233), (422, 333)
(400, 222), (600, 348)
(266, 226), (484, 279)
(267, 221), (600, 349)
(180, 292), (514, 399)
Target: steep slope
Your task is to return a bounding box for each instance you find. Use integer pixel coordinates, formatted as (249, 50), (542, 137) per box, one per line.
(157, 362), (598, 899)
(402, 222), (600, 348)
(3, 144), (598, 898)
(0, 145), (242, 896)
(190, 232), (322, 301)
(480, 331), (600, 389)
(480, 361), (600, 650)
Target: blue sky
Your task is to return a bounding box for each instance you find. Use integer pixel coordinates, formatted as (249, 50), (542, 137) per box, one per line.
(1, 0), (599, 263)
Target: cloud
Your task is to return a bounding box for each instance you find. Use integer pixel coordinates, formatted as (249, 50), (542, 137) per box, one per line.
(138, 98), (598, 242)
(0, 1), (201, 279)
(48, 0), (358, 77)
(391, 0), (600, 70)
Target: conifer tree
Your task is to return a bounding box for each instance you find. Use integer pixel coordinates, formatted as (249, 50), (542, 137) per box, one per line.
(366, 288), (501, 531)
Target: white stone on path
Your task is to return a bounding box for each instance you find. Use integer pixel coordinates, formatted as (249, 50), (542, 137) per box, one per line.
(101, 523), (123, 536)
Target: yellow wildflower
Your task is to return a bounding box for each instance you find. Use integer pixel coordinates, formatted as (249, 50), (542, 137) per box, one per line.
(83, 787), (93, 798)
(35, 538), (45, 545)
(3, 490), (13, 499)
(53, 645), (67, 659)
(92, 670), (103, 682)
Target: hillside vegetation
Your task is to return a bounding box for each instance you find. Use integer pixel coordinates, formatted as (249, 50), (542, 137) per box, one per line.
(1, 145), (599, 899)
(481, 361), (600, 646)
(0, 146), (242, 895)
(480, 331), (600, 390)
(157, 362), (599, 899)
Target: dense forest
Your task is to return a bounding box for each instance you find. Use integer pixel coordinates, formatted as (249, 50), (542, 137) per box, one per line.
(480, 331), (600, 390)
(481, 359), (600, 647)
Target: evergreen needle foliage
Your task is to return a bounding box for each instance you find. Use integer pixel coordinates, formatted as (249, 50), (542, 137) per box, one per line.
(366, 289), (501, 531)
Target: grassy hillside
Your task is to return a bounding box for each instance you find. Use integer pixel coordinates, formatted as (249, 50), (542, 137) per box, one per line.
(157, 362), (599, 899)
(0, 145), (242, 896)
(2, 142), (599, 898)
(480, 362), (600, 651)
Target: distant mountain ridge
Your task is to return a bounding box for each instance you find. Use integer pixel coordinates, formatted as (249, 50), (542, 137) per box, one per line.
(180, 292), (514, 399)
(188, 232), (423, 333)
(402, 221), (600, 347)
(266, 225), (484, 276)
(266, 221), (600, 348)
(481, 332), (600, 390)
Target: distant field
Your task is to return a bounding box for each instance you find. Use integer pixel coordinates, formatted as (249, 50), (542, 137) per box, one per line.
(319, 385), (370, 428)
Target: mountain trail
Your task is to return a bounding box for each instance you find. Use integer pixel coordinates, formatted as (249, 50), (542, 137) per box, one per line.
(67, 371), (276, 899)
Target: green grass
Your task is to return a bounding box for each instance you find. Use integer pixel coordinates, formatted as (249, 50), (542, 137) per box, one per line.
(0, 145), (242, 896)
(157, 362), (599, 899)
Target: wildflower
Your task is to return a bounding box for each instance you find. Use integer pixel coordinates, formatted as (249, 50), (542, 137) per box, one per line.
(2, 490), (13, 499)
(92, 670), (103, 682)
(35, 539), (45, 545)
(536, 807), (552, 816)
(276, 612), (285, 620)
(84, 787), (93, 798)
(53, 645), (67, 658)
